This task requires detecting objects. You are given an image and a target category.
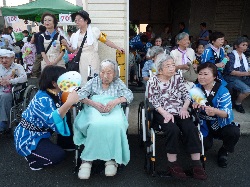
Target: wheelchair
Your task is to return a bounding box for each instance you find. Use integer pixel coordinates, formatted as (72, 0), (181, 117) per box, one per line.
(8, 82), (38, 134)
(138, 95), (206, 177)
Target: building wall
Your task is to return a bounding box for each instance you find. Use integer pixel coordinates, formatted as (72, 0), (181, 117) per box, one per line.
(241, 0), (250, 38)
(189, 0), (249, 44)
(189, 0), (217, 38)
(170, 0), (191, 35)
(86, 0), (127, 63)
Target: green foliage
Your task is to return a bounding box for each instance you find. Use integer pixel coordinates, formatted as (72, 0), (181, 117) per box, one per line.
(129, 22), (138, 33)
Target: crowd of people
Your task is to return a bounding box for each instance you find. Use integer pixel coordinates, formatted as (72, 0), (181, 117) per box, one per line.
(129, 21), (250, 114)
(0, 11), (247, 181)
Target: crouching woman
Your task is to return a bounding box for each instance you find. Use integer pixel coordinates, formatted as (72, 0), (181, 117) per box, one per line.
(14, 66), (79, 170)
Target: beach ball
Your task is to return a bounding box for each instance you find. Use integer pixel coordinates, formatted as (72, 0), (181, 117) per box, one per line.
(57, 71), (81, 92)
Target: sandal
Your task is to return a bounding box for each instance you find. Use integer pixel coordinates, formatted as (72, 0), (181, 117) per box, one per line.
(105, 160), (118, 176)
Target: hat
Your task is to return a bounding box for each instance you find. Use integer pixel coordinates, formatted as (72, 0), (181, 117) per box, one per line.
(71, 10), (91, 24)
(0, 49), (15, 57)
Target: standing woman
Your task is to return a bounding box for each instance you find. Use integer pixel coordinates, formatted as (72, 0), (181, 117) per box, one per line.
(39, 12), (66, 71)
(170, 32), (197, 90)
(63, 10), (124, 85)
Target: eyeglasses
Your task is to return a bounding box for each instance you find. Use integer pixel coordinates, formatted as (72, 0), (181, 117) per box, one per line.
(74, 18), (83, 23)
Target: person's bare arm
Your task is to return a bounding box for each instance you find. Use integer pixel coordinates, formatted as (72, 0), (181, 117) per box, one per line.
(105, 39), (125, 53)
(230, 70), (250, 77)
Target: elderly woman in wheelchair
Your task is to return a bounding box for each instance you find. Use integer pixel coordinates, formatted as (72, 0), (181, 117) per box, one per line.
(74, 59), (133, 179)
(146, 54), (207, 180)
(0, 49), (27, 132)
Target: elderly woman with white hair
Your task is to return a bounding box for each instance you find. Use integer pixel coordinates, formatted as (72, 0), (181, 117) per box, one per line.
(74, 59), (133, 179)
(0, 49), (27, 132)
(147, 54), (207, 180)
(142, 46), (164, 85)
(170, 32), (197, 90)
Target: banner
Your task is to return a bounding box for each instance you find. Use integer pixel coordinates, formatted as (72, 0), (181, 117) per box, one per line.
(59, 14), (72, 23)
(5, 16), (19, 23)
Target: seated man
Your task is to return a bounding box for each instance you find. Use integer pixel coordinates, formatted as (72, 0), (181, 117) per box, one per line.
(74, 59), (133, 180)
(0, 49), (27, 132)
(147, 54), (207, 180)
(224, 37), (250, 113)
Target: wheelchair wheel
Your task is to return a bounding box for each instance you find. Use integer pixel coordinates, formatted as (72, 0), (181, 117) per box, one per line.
(144, 153), (152, 174)
(22, 85), (38, 111)
(138, 101), (144, 147)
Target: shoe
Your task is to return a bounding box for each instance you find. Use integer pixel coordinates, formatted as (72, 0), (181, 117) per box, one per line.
(192, 165), (207, 180)
(167, 163), (187, 179)
(217, 147), (228, 168)
(78, 162), (92, 179)
(105, 160), (118, 176)
(234, 104), (245, 113)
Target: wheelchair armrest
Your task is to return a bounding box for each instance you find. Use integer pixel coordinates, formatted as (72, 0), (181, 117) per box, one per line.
(11, 82), (28, 92)
(121, 102), (128, 108)
(11, 82), (28, 87)
(145, 98), (155, 112)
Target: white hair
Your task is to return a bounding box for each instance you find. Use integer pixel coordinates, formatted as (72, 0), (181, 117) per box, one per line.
(154, 53), (174, 73)
(100, 59), (119, 80)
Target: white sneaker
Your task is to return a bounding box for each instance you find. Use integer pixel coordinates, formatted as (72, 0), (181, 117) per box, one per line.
(105, 160), (118, 176)
(78, 162), (92, 179)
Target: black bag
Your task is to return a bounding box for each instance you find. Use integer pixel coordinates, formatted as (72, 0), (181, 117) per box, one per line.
(67, 32), (87, 72)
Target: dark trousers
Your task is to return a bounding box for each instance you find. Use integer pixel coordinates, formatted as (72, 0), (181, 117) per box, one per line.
(204, 125), (240, 153)
(31, 54), (42, 77)
(153, 111), (202, 154)
(57, 111), (74, 149)
(25, 138), (65, 169)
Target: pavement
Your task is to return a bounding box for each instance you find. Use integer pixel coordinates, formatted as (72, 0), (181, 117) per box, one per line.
(0, 79), (249, 186)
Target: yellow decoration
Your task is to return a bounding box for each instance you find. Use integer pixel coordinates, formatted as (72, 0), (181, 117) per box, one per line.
(193, 59), (199, 64)
(99, 32), (107, 43)
(116, 50), (126, 83)
(58, 80), (77, 92)
(60, 45), (66, 52)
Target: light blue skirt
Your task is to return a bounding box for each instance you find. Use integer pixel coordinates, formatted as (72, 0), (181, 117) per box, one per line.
(73, 95), (130, 165)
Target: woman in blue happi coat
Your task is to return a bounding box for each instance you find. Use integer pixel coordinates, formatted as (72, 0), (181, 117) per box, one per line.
(201, 32), (227, 85)
(193, 62), (240, 168)
(14, 65), (79, 170)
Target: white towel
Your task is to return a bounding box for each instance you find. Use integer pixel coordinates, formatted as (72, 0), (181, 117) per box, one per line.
(71, 25), (94, 50)
(232, 50), (248, 71)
